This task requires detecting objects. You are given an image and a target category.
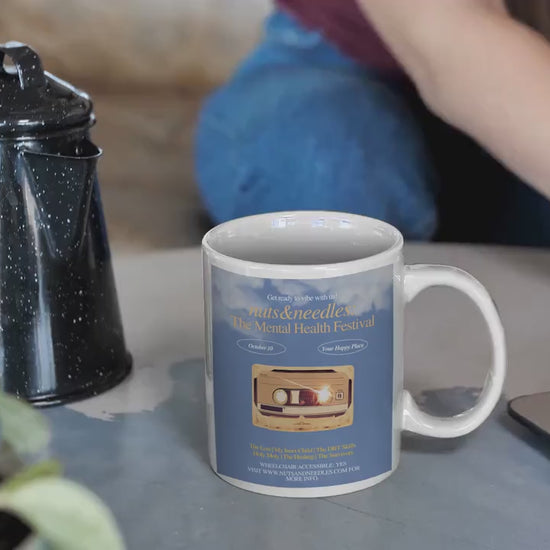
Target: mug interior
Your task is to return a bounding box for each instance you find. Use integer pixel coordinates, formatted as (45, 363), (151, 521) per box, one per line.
(204, 212), (402, 265)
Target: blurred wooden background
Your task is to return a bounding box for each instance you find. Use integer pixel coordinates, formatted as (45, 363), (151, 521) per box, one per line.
(2, 0), (548, 251)
(0, 0), (270, 251)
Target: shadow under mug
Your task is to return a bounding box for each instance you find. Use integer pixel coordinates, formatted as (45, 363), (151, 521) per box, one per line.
(202, 211), (506, 498)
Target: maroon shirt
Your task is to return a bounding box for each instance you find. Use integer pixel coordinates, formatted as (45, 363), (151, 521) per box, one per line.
(276, 0), (401, 72)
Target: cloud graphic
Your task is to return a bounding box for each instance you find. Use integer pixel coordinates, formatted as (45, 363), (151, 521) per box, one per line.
(271, 268), (392, 314)
(211, 265), (393, 337)
(270, 280), (310, 299)
(213, 269), (265, 314)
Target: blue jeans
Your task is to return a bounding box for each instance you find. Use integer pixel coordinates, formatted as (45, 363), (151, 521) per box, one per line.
(195, 11), (550, 245)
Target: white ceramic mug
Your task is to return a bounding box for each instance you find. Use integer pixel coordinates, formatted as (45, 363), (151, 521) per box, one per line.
(202, 211), (506, 498)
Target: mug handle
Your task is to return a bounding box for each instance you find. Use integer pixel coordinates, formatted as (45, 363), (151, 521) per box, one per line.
(402, 264), (506, 438)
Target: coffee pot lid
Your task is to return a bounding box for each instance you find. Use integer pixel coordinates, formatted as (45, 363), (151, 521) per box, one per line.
(0, 42), (93, 138)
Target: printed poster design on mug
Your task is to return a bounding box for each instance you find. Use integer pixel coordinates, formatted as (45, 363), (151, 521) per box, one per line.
(252, 364), (355, 432)
(211, 264), (394, 489)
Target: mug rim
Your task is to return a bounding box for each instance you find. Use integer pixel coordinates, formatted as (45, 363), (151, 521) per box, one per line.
(202, 211), (404, 278)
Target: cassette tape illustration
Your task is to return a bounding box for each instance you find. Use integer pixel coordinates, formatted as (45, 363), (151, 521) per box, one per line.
(252, 364), (354, 432)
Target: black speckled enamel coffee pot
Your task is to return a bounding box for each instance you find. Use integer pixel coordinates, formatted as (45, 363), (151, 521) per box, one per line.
(0, 42), (131, 405)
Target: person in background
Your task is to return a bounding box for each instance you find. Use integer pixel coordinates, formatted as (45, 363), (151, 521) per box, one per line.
(195, 0), (550, 245)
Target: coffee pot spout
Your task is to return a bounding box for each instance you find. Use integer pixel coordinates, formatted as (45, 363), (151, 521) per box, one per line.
(17, 139), (101, 258)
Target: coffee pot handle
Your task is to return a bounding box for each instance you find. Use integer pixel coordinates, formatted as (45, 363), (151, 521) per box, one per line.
(0, 42), (46, 89)
(402, 264), (507, 437)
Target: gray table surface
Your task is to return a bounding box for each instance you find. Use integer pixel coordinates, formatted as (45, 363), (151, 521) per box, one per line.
(45, 244), (550, 550)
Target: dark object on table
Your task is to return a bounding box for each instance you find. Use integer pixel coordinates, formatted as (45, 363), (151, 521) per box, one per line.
(508, 392), (550, 440)
(0, 512), (29, 550)
(0, 42), (131, 406)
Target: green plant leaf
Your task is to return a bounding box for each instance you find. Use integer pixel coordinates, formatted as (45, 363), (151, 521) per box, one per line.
(1, 460), (61, 493)
(0, 477), (125, 550)
(0, 392), (50, 455)
(0, 441), (24, 478)
(14, 535), (47, 550)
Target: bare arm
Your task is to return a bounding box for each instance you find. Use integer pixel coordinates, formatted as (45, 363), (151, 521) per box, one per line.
(358, 0), (550, 197)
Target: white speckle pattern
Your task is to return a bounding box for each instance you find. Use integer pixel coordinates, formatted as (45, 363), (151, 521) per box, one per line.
(0, 42), (131, 404)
